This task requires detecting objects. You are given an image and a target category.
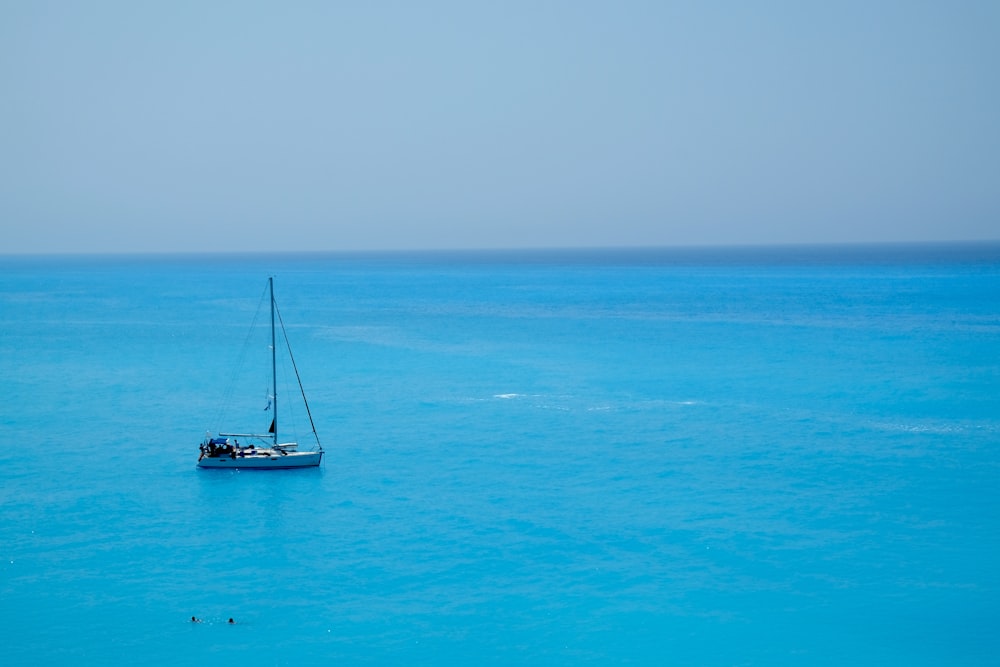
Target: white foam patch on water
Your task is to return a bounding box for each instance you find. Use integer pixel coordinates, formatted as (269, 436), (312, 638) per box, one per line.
(870, 419), (999, 435)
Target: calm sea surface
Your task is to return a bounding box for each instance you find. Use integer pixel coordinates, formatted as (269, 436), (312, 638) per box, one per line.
(2, 244), (998, 665)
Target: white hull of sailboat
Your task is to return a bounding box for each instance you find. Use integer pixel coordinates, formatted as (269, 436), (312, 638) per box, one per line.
(198, 450), (323, 469)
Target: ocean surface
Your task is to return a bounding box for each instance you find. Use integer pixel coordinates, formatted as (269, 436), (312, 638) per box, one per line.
(2, 244), (999, 665)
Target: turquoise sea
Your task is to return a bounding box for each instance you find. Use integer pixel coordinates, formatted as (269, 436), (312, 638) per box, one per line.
(2, 244), (999, 665)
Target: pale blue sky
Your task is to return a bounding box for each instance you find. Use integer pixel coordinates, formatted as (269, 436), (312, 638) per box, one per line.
(1, 1), (997, 253)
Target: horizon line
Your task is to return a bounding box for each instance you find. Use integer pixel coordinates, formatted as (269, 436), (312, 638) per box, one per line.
(3, 238), (1000, 260)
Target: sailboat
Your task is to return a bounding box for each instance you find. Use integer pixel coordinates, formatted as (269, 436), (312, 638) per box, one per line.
(197, 277), (324, 469)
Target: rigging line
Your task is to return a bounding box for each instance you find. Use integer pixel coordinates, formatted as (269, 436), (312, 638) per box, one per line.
(274, 298), (323, 451)
(275, 342), (300, 442)
(212, 281), (270, 432)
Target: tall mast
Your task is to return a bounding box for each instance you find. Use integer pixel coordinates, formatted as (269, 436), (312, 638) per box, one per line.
(270, 276), (277, 446)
